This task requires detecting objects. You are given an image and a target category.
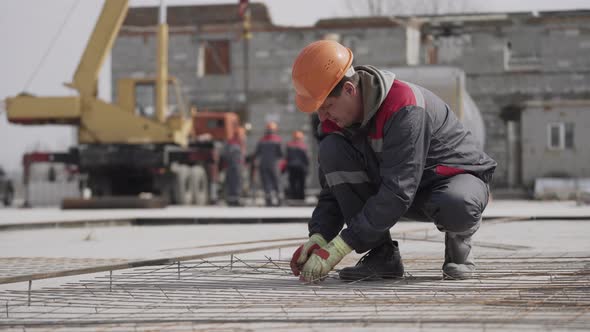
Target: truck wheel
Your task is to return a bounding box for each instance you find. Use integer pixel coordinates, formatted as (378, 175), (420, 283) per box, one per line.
(171, 164), (194, 205)
(191, 165), (209, 205)
(90, 175), (112, 197)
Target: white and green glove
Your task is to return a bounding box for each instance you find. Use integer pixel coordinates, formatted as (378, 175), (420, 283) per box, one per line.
(300, 235), (352, 283)
(290, 233), (328, 276)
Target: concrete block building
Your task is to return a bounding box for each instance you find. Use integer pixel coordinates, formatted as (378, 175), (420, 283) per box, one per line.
(421, 11), (590, 188)
(521, 100), (590, 185)
(112, 4), (590, 191)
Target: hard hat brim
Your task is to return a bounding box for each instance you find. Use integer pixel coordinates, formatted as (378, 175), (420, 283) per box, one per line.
(292, 42), (354, 114)
(295, 92), (324, 114)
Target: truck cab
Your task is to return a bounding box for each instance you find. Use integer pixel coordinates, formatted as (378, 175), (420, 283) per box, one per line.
(116, 76), (188, 124)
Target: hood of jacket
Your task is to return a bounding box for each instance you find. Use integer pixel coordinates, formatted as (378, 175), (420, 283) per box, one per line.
(355, 65), (396, 128)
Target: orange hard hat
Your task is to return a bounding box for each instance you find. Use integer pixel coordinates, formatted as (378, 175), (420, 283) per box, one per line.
(266, 121), (278, 132)
(292, 130), (304, 140)
(291, 40), (354, 113)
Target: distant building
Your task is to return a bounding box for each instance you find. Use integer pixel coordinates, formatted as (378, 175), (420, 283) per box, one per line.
(521, 99), (590, 186)
(112, 4), (590, 191)
(421, 11), (590, 189)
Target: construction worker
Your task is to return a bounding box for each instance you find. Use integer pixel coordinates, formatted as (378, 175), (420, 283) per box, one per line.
(222, 127), (246, 206)
(289, 40), (497, 283)
(254, 121), (284, 206)
(286, 130), (309, 201)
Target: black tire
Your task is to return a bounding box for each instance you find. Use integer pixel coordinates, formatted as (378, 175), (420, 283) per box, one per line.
(90, 175), (112, 197)
(171, 164), (194, 205)
(191, 165), (209, 205)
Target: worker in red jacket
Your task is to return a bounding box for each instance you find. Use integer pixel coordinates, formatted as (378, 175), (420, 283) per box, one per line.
(290, 40), (497, 282)
(222, 127), (245, 206)
(254, 122), (284, 206)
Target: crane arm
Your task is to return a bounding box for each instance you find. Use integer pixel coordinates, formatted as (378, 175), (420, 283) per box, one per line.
(71, 0), (129, 97)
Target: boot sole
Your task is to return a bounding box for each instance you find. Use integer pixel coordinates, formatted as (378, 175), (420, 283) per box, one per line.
(339, 272), (404, 281)
(442, 263), (475, 280)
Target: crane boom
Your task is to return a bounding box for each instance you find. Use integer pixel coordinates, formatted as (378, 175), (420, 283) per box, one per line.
(71, 0), (129, 97)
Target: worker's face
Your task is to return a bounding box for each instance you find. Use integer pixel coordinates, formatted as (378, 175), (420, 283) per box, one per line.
(317, 81), (363, 128)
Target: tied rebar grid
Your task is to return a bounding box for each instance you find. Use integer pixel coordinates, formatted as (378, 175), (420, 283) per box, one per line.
(1, 253), (589, 331)
(0, 257), (130, 281)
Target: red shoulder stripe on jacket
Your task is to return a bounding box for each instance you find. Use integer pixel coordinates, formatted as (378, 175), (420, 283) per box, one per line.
(287, 141), (307, 150)
(369, 80), (417, 140)
(261, 134), (282, 143)
(228, 137), (242, 146)
(435, 165), (466, 177)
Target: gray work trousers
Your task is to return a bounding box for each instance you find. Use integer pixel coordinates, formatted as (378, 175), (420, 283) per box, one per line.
(259, 165), (281, 204)
(224, 164), (242, 204)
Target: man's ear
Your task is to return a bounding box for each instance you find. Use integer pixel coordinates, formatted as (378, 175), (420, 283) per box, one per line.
(343, 81), (356, 96)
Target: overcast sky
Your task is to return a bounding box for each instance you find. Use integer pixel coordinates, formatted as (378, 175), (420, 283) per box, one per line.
(1, 0), (589, 172)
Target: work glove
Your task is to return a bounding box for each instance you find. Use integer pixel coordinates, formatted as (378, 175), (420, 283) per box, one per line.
(290, 234), (327, 276)
(300, 235), (352, 283)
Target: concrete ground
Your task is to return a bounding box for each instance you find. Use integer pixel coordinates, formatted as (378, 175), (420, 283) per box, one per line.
(1, 199), (590, 228)
(0, 200), (589, 331)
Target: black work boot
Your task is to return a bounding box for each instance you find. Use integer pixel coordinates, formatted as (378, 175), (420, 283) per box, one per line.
(339, 240), (404, 281)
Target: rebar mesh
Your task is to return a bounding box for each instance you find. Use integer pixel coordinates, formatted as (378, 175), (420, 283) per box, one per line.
(1, 252), (589, 331)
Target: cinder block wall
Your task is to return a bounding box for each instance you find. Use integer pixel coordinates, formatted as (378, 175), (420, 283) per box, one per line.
(521, 103), (590, 185)
(426, 13), (590, 187)
(113, 10), (590, 189)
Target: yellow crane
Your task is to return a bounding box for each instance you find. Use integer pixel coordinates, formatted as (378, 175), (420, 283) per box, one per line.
(7, 0), (192, 145)
(6, 0), (237, 206)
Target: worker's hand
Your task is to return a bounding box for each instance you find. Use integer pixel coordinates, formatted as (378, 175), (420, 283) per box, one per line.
(300, 235), (352, 283)
(290, 234), (327, 276)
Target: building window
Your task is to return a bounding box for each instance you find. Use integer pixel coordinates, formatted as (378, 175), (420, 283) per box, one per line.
(504, 32), (541, 72)
(135, 83), (155, 118)
(133, 81), (182, 118)
(197, 40), (230, 77)
(564, 123), (574, 149)
(547, 122), (574, 150)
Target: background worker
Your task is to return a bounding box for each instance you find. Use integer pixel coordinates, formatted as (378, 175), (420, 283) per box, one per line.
(286, 130), (309, 201)
(254, 121), (284, 206)
(222, 127), (246, 206)
(289, 40), (497, 282)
